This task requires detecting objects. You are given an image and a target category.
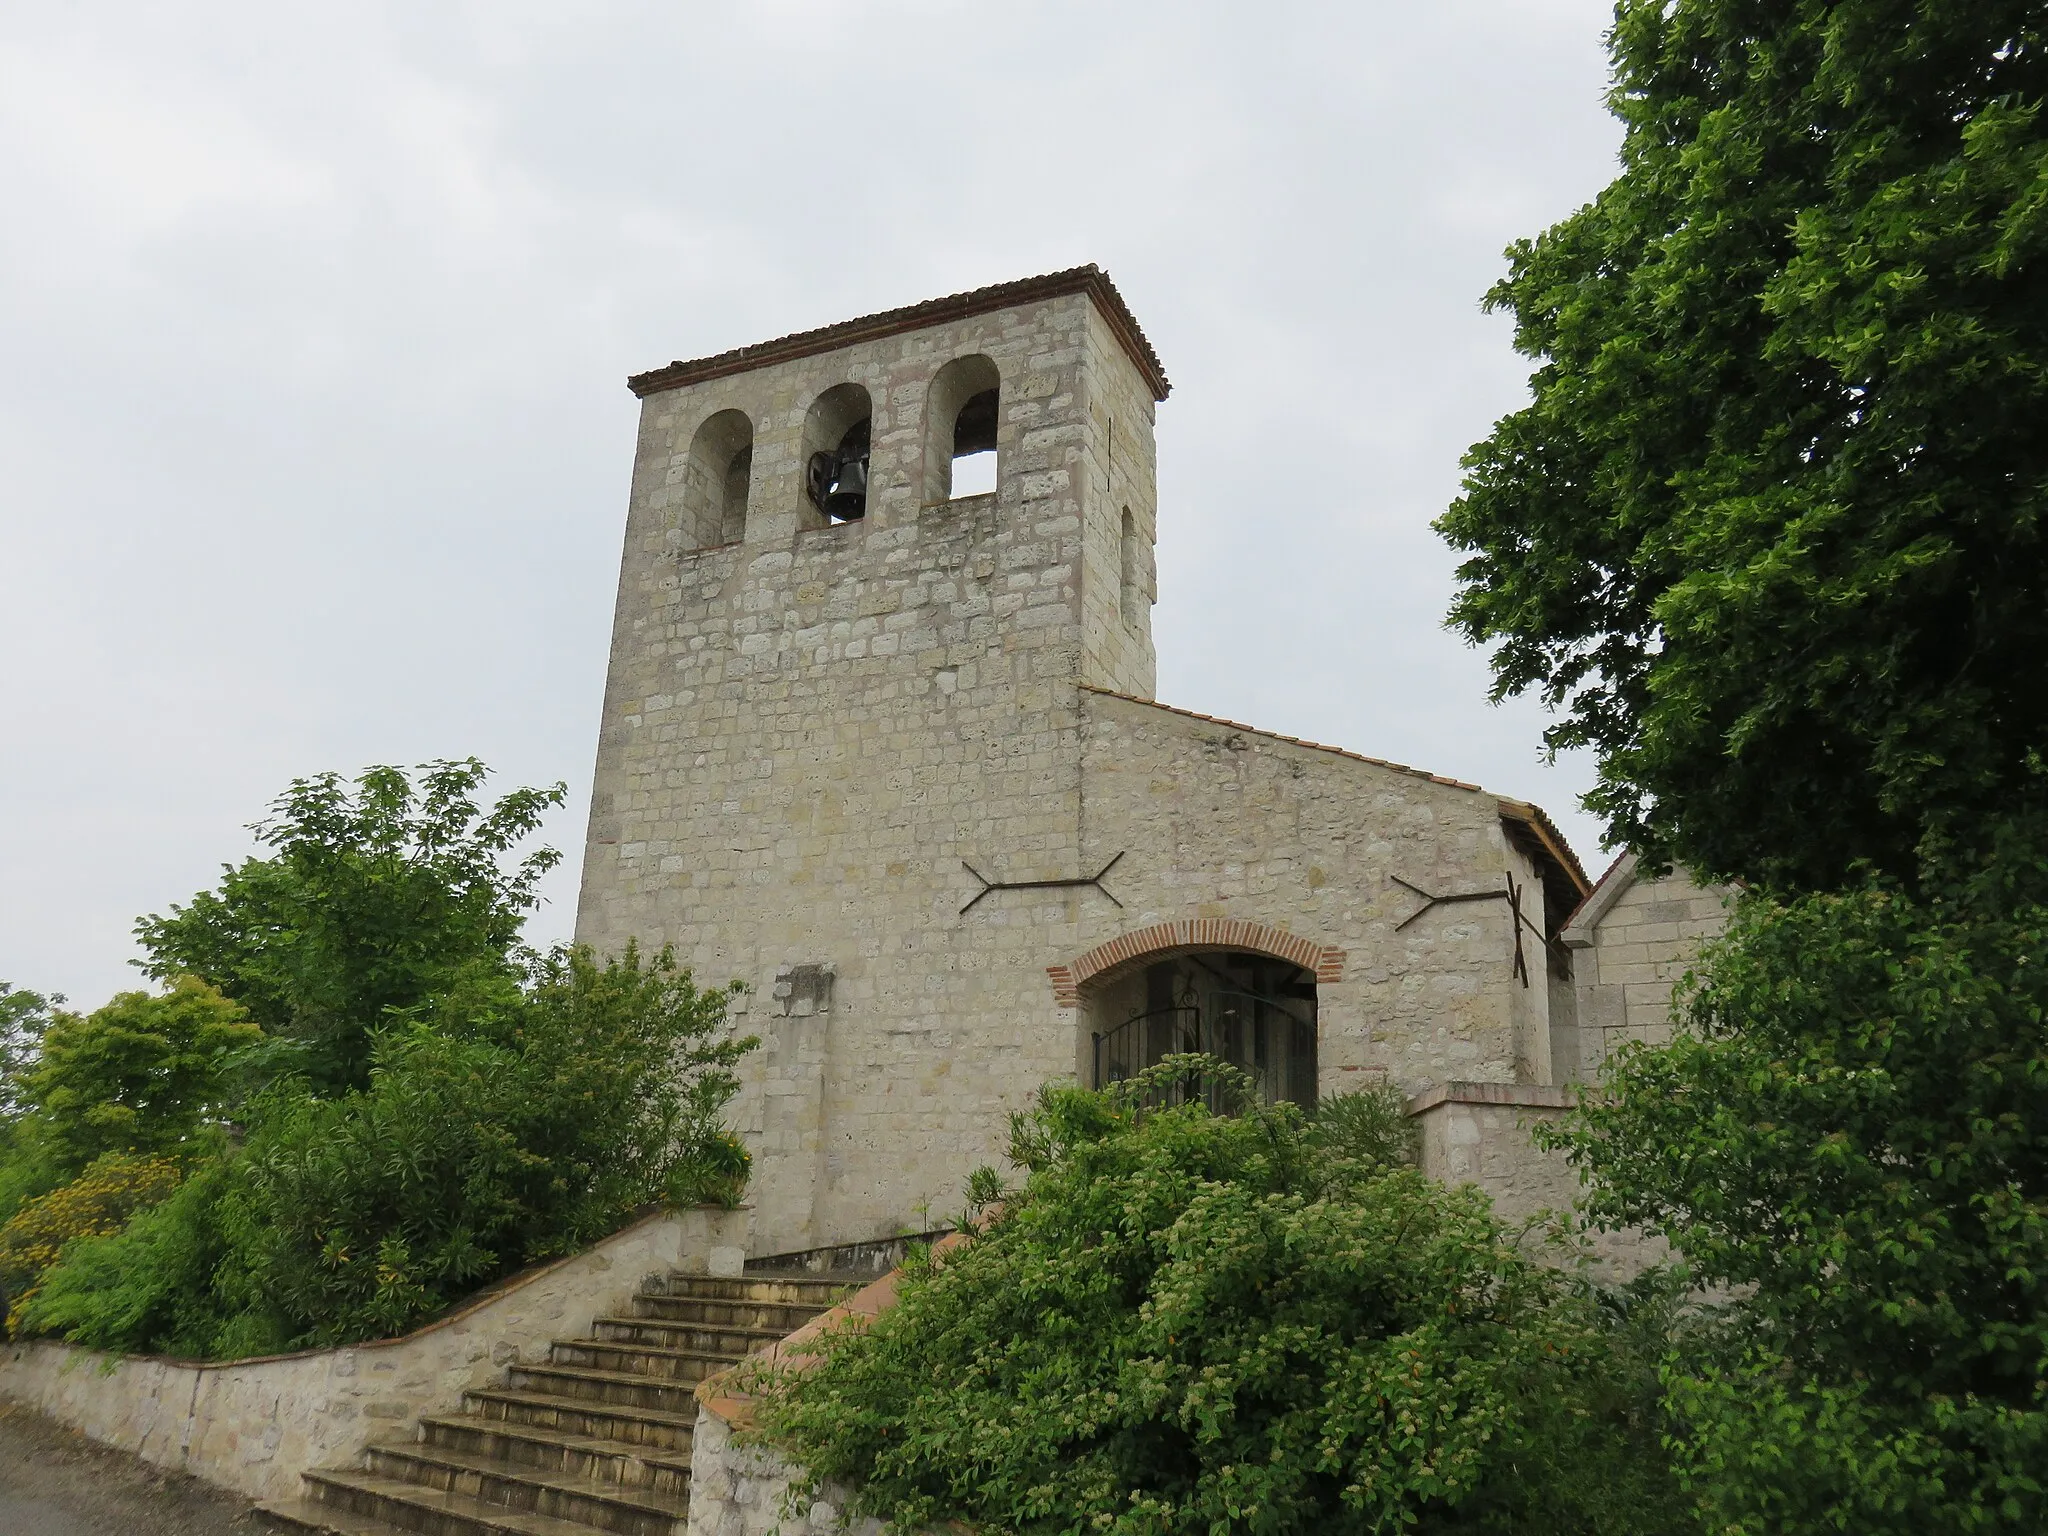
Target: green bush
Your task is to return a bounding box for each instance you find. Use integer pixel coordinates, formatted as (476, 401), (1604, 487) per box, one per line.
(759, 1060), (1694, 1536)
(136, 760), (565, 1094)
(22, 942), (756, 1354)
(1548, 831), (2048, 1533)
(16, 1157), (273, 1358)
(0, 1152), (185, 1335)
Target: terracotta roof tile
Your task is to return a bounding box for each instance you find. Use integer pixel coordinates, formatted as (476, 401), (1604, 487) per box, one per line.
(627, 265), (1169, 401)
(1496, 798), (1593, 898)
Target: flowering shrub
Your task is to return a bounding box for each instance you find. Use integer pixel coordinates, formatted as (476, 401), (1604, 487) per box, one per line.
(0, 1152), (182, 1333)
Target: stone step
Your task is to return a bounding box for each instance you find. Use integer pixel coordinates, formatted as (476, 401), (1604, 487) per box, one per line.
(290, 1467), (623, 1536)
(590, 1316), (788, 1356)
(419, 1415), (692, 1497)
(462, 1388), (697, 1454)
(505, 1362), (703, 1415)
(258, 1500), (415, 1536)
(547, 1338), (737, 1384)
(357, 1442), (689, 1536)
(650, 1274), (854, 1306)
(278, 1264), (846, 1536)
(629, 1294), (830, 1332)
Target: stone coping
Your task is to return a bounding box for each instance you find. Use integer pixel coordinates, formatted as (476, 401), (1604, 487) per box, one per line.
(1405, 1082), (1579, 1116)
(51, 1204), (747, 1371)
(626, 265), (1170, 401)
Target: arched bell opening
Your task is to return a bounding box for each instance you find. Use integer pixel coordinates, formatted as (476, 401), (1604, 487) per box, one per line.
(1083, 950), (1318, 1111)
(681, 408), (754, 548)
(802, 382), (873, 524)
(923, 354), (1001, 504)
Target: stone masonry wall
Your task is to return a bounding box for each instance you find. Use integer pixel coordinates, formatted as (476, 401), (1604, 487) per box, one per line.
(1409, 1084), (1665, 1279)
(577, 287), (1573, 1261)
(1078, 303), (1159, 700)
(1561, 857), (1730, 1081)
(1073, 690), (1553, 1097)
(577, 292), (1155, 1257)
(687, 1407), (883, 1536)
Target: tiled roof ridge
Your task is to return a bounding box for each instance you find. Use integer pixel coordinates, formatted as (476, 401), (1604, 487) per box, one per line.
(627, 265), (1170, 401)
(1495, 797), (1593, 897)
(1078, 685), (1484, 791)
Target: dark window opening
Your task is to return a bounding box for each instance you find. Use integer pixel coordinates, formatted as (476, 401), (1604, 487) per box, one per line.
(953, 387), (998, 455)
(720, 446), (752, 544)
(925, 356), (1000, 504)
(1089, 951), (1317, 1110)
(1120, 506), (1141, 627)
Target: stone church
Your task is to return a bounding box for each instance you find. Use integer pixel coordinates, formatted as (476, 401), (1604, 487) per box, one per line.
(572, 267), (1726, 1259)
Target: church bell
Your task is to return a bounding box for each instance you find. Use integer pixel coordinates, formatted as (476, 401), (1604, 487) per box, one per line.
(807, 419), (871, 522)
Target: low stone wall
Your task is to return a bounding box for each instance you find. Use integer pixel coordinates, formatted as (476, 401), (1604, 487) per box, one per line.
(687, 1407), (880, 1536)
(1409, 1081), (1581, 1222)
(1408, 1081), (1663, 1277)
(0, 1205), (750, 1503)
(688, 1242), (954, 1536)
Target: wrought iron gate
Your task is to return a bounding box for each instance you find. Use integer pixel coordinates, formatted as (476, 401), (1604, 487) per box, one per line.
(1091, 984), (1316, 1109)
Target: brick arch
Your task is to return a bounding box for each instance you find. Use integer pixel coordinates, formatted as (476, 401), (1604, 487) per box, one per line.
(1048, 920), (1346, 1008)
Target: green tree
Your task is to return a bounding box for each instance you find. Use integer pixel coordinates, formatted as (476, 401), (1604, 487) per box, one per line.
(1437, 0), (2048, 891)
(24, 944), (756, 1354)
(22, 978), (261, 1177)
(1548, 833), (2048, 1532)
(761, 1062), (1695, 1536)
(136, 759), (564, 1093)
(0, 982), (57, 1124)
(0, 982), (62, 1222)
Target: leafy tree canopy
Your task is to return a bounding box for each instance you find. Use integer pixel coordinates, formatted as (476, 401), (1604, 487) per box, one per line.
(136, 759), (564, 1093)
(1548, 828), (2048, 1531)
(1438, 0), (2048, 890)
(0, 982), (58, 1124)
(21, 978), (260, 1178)
(762, 1062), (1695, 1536)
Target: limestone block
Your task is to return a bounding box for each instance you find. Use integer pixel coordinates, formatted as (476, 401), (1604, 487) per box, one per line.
(1409, 1084), (1664, 1279)
(687, 1405), (889, 1536)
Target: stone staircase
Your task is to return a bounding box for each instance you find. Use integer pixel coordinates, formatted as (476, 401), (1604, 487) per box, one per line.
(260, 1270), (854, 1536)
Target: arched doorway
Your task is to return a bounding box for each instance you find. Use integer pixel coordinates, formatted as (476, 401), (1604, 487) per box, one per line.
(1085, 950), (1317, 1108)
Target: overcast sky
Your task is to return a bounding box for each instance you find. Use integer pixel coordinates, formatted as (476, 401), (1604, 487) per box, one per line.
(1, 1), (1624, 1009)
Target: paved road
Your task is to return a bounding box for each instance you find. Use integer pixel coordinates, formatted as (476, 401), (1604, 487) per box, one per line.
(0, 1401), (262, 1536)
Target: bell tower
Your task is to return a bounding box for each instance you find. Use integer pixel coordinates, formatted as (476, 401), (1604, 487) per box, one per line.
(575, 269), (1168, 1252)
